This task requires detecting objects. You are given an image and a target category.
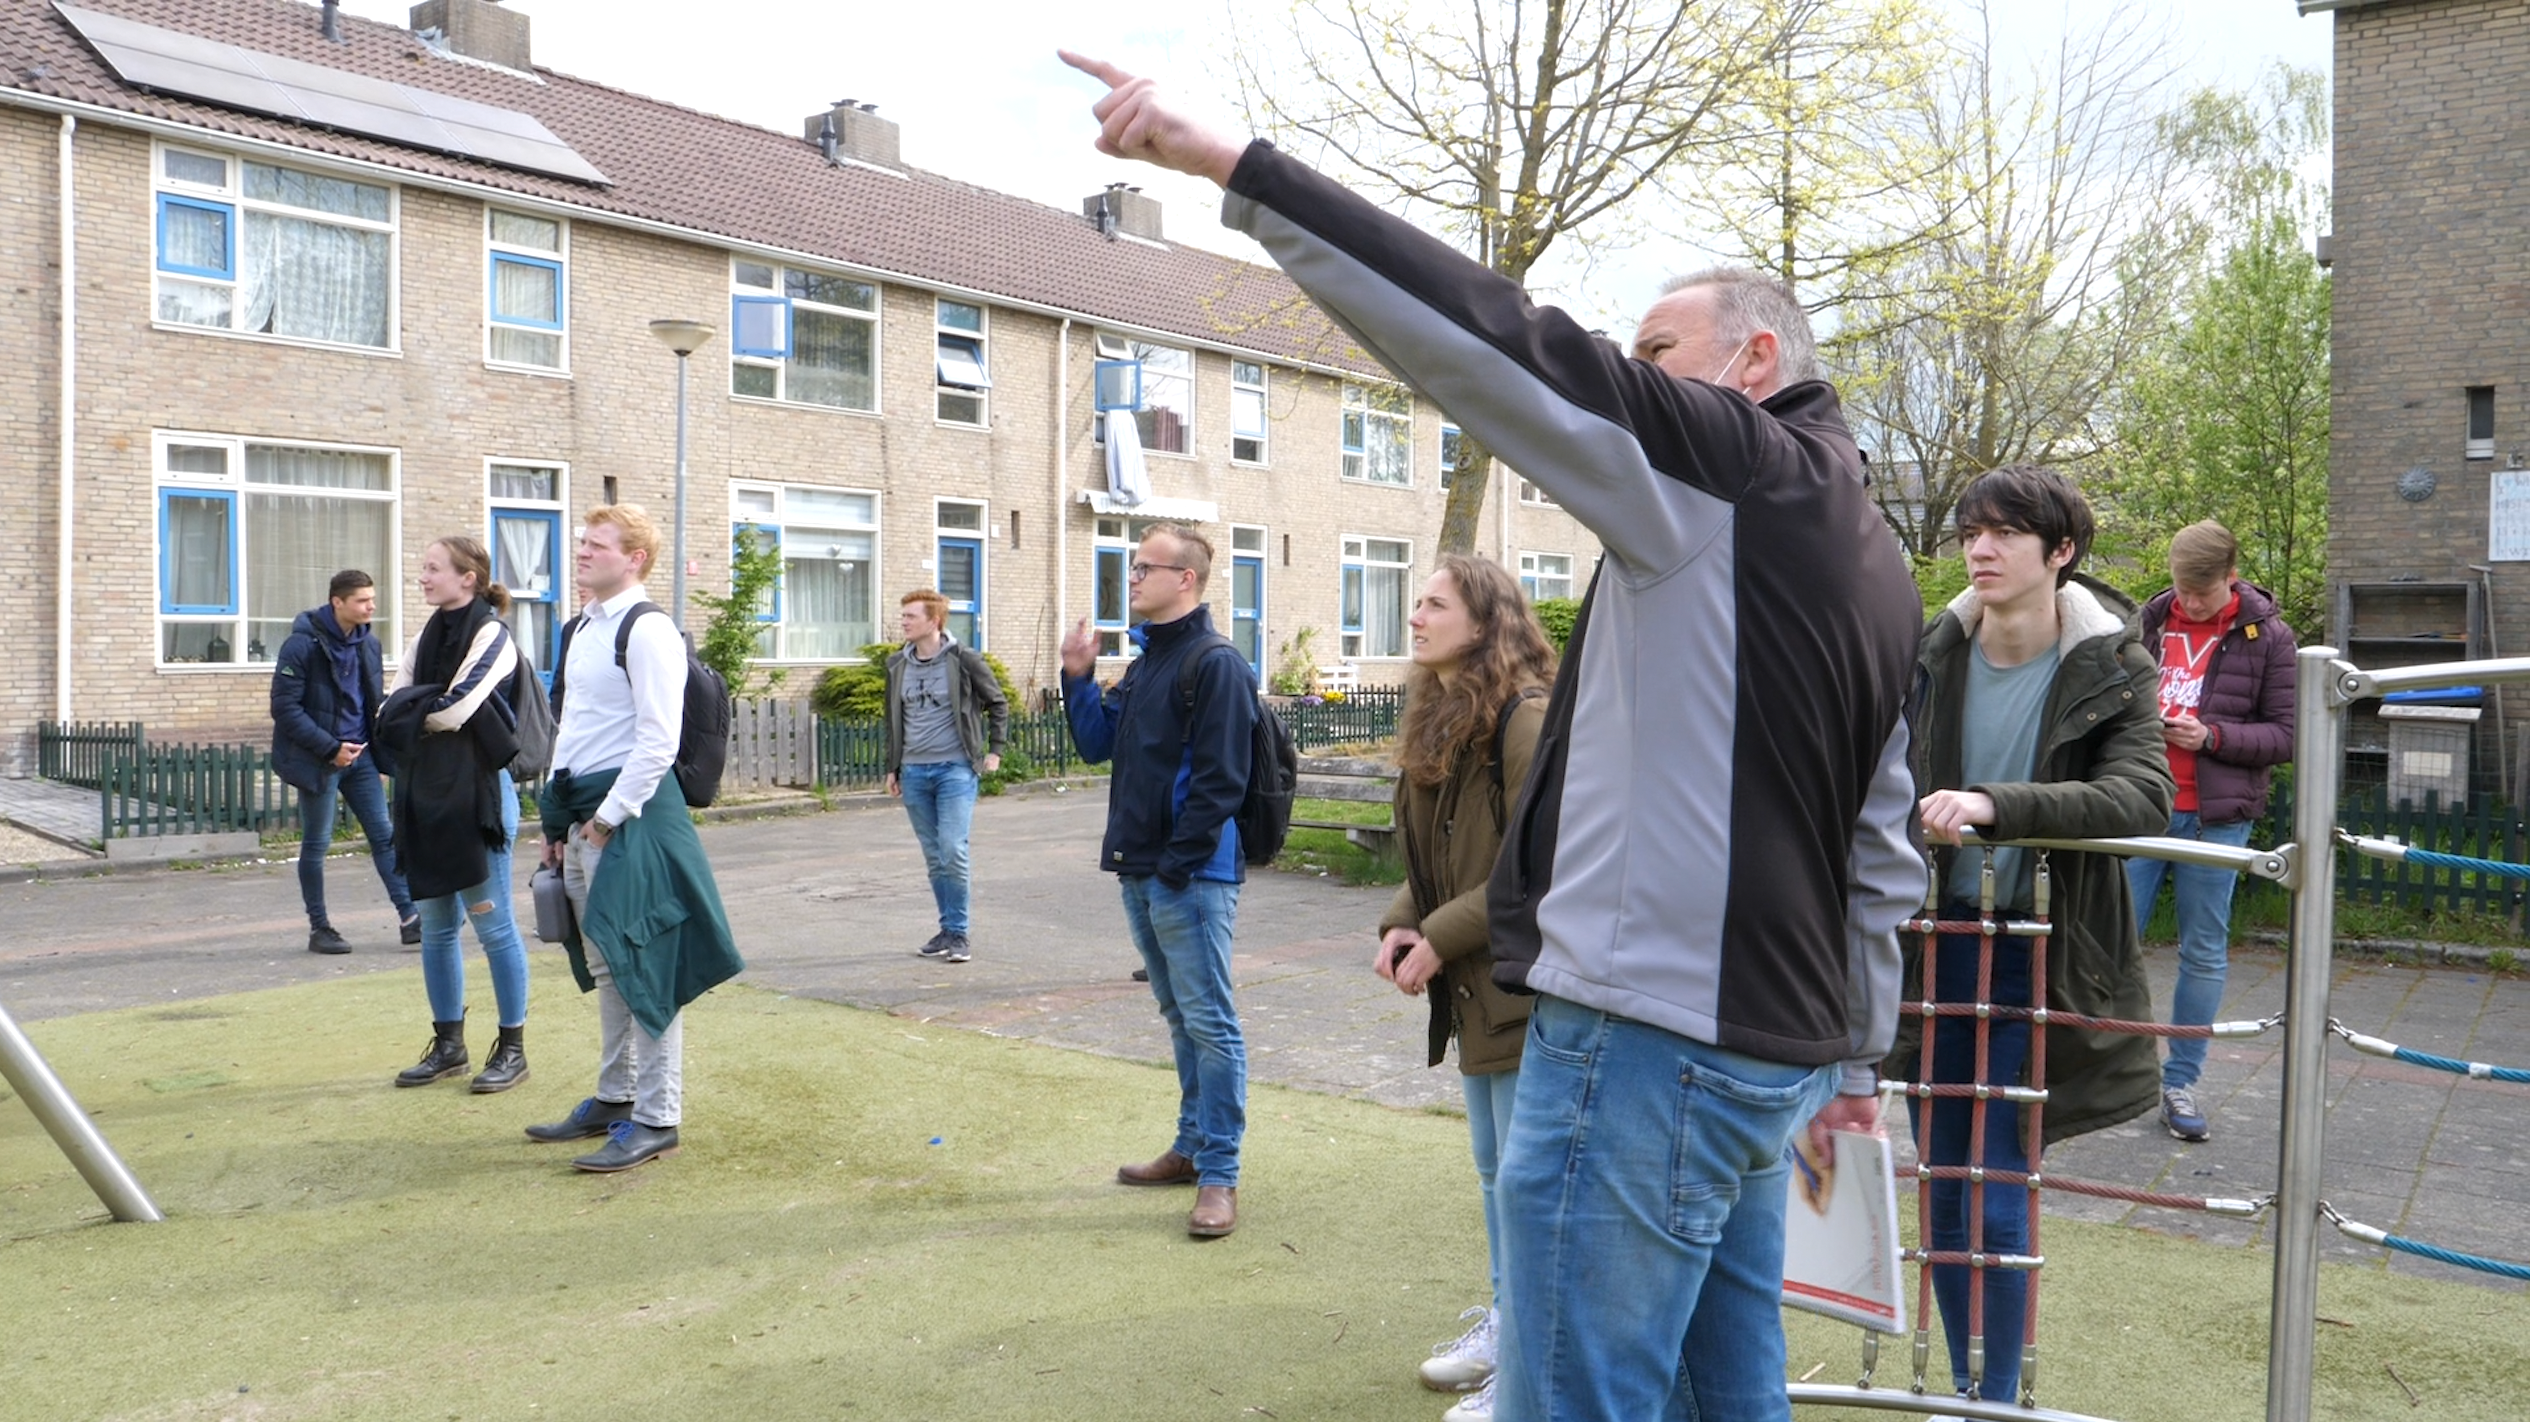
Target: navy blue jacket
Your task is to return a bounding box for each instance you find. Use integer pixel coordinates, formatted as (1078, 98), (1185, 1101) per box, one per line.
(270, 605), (383, 794)
(1063, 606), (1254, 886)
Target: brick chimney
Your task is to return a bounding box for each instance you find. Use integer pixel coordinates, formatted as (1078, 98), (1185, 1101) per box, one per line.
(408, 0), (531, 72)
(1083, 183), (1162, 242)
(802, 101), (901, 169)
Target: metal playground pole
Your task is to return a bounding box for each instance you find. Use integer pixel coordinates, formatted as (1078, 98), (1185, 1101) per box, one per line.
(0, 994), (161, 1223)
(2265, 646), (2343, 1421)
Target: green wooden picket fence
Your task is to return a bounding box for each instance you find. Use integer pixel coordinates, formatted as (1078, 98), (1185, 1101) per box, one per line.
(37, 720), (145, 789)
(99, 740), (299, 840)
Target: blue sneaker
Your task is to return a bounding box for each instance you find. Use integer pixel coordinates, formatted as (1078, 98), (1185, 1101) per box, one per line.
(2162, 1085), (2210, 1142)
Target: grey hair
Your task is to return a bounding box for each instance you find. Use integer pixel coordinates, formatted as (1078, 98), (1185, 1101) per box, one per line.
(1656, 266), (1819, 386)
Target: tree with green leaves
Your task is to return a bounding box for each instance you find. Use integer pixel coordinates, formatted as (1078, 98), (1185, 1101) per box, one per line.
(2095, 68), (2331, 638)
(692, 528), (786, 700)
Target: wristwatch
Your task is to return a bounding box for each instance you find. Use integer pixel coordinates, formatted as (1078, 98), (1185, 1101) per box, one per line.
(589, 815), (618, 837)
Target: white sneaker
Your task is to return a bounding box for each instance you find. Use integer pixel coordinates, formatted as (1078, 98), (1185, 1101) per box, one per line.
(1417, 1304), (1497, 1392)
(1441, 1372), (1498, 1421)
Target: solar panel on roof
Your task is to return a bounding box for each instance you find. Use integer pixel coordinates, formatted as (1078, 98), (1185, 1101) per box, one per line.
(54, 3), (608, 186)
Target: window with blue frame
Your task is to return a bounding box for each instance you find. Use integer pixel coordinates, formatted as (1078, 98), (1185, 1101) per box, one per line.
(1519, 550), (1574, 603)
(730, 260), (879, 411)
(152, 143), (395, 350)
(155, 433), (399, 666)
(730, 483), (879, 660)
(486, 210), (566, 370)
(1440, 423), (1462, 489)
(1342, 383), (1413, 485)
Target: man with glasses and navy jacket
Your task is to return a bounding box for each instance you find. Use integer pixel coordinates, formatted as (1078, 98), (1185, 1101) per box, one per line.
(1061, 522), (1256, 1241)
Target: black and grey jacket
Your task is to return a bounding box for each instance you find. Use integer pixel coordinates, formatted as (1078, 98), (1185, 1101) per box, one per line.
(1225, 142), (1924, 1085)
(883, 635), (1010, 776)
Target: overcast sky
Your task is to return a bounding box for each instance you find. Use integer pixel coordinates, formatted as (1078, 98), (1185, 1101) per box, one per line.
(333, 0), (2332, 326)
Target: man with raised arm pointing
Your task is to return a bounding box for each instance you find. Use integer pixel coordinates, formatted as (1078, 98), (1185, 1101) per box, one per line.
(1059, 51), (1924, 1422)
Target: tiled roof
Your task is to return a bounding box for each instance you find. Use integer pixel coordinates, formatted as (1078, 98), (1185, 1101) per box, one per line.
(0, 0), (1381, 374)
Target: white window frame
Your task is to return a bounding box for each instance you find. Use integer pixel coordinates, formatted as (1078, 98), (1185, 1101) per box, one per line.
(1519, 476), (1561, 508)
(1342, 382), (1413, 486)
(729, 481), (884, 662)
(936, 299), (990, 427)
(1231, 360), (1269, 464)
(484, 209), (568, 374)
(1094, 332), (1195, 457)
(1340, 533), (1412, 659)
(151, 429), (402, 670)
(1519, 550), (1575, 603)
(729, 259), (883, 414)
(151, 141), (401, 354)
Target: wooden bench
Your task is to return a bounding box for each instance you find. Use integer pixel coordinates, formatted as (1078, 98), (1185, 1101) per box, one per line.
(1292, 754), (1398, 862)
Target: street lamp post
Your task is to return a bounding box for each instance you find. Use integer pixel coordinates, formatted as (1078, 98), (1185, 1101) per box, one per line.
(647, 318), (716, 627)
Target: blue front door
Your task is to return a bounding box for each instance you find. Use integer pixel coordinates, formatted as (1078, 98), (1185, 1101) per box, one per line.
(490, 508), (562, 682)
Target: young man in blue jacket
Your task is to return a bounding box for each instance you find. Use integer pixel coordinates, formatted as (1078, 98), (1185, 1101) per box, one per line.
(1061, 522), (1256, 1239)
(269, 569), (417, 955)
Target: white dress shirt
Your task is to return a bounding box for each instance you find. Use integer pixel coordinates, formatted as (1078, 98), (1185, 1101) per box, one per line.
(551, 583), (686, 825)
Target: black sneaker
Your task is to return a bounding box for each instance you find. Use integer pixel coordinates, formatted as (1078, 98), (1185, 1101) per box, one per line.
(1131, 966), (1150, 983)
(308, 925), (353, 955)
(525, 1096), (634, 1143)
(942, 933), (971, 964)
(918, 931), (954, 958)
(399, 915), (422, 946)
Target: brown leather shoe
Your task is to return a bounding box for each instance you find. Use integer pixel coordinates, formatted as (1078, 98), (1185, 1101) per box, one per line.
(1188, 1184), (1237, 1238)
(1117, 1149), (1198, 1187)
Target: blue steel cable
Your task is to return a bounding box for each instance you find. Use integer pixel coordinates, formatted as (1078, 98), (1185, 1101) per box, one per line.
(2324, 1203), (2530, 1281)
(2330, 1019), (2530, 1083)
(2398, 845), (2530, 881)
(2389, 1045), (2530, 1085)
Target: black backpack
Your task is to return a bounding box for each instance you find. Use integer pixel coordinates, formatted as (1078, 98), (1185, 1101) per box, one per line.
(551, 601), (731, 808)
(1175, 633), (1296, 866)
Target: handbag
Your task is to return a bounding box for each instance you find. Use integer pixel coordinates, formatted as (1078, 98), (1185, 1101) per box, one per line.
(529, 864), (575, 944)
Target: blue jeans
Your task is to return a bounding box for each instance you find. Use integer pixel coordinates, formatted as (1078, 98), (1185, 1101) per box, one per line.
(901, 760), (978, 935)
(1117, 875), (1245, 1187)
(1464, 1067), (1520, 1305)
(1907, 907), (2036, 1404)
(418, 772), (529, 1029)
(2126, 812), (2253, 1090)
(296, 748), (413, 929)
(1493, 995), (1838, 1422)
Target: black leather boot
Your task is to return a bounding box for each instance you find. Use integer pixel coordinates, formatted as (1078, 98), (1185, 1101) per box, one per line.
(470, 1025), (528, 1094)
(394, 1018), (468, 1087)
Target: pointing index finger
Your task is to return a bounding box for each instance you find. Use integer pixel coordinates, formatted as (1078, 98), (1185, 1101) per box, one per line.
(1058, 49), (1132, 88)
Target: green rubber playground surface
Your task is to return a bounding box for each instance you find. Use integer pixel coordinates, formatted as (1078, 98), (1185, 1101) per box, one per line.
(2, 958), (2521, 1420)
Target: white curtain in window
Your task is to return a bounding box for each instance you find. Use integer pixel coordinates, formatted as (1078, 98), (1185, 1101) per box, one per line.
(240, 213), (389, 348)
(246, 492), (392, 652)
(1104, 407), (1151, 507)
(784, 529), (873, 658)
(1367, 416), (1412, 485)
(494, 259), (558, 325)
(162, 203), (228, 272)
(1365, 564), (1407, 656)
(158, 279), (232, 328)
(494, 515), (551, 595)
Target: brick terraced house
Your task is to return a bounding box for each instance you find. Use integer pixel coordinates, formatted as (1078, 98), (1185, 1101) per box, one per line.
(0, 0), (1601, 766)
